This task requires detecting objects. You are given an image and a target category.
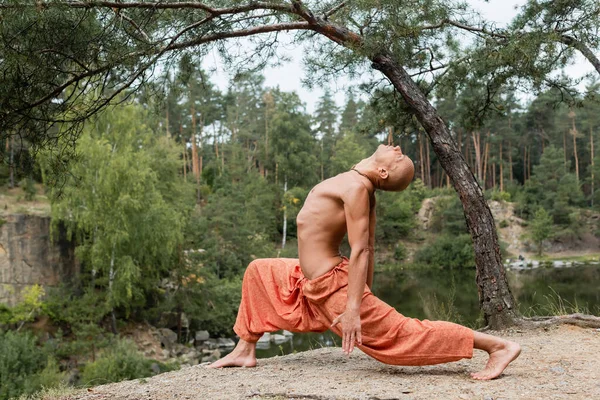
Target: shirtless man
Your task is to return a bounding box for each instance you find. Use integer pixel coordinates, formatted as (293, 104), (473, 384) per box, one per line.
(209, 144), (520, 380)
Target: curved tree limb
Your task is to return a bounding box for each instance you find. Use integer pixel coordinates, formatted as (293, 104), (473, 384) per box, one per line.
(560, 35), (600, 76)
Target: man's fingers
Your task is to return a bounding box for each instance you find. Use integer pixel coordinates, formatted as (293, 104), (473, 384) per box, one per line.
(349, 332), (355, 354)
(356, 330), (362, 346)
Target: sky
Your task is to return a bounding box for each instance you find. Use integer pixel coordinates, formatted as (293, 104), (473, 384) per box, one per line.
(201, 0), (594, 113)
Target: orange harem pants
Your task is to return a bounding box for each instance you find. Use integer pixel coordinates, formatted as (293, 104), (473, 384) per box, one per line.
(233, 257), (474, 366)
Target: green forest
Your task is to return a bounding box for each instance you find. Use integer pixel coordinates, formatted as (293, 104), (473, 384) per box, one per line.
(1, 0), (600, 398)
(2, 66), (600, 397)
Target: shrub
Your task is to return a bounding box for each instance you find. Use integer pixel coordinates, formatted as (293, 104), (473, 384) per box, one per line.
(393, 242), (407, 261)
(80, 339), (171, 386)
(0, 331), (63, 400)
(498, 219), (509, 229)
(21, 178), (37, 201)
(429, 196), (467, 235)
(489, 190), (511, 202)
(414, 234), (475, 269)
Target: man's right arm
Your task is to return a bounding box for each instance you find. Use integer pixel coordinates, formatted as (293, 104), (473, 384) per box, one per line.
(331, 184), (371, 355)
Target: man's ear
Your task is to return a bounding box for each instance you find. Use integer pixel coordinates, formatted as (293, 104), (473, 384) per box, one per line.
(377, 167), (389, 180)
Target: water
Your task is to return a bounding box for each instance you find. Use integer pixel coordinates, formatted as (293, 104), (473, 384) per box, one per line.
(253, 263), (600, 358)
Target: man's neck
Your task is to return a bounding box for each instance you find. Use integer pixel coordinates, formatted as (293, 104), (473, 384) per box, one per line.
(350, 162), (378, 193)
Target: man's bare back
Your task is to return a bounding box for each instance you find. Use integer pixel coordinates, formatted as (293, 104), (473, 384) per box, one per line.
(297, 171), (374, 280)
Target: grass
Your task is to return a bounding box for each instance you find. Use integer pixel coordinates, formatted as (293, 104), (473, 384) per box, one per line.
(17, 384), (82, 400)
(0, 185), (51, 217)
(522, 287), (592, 317)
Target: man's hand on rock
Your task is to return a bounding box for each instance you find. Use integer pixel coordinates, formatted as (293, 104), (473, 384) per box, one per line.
(331, 309), (362, 355)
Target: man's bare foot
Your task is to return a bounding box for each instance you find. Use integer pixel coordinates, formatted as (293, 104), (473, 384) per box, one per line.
(207, 339), (257, 368)
(471, 340), (521, 380)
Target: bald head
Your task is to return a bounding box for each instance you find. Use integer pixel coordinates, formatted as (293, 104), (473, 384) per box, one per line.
(365, 144), (415, 192)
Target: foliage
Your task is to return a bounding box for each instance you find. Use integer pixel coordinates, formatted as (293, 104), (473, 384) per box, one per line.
(429, 195), (468, 235)
(414, 234), (476, 269)
(529, 207), (554, 256)
(489, 190), (511, 202)
(20, 178), (37, 201)
(42, 103), (191, 317)
(518, 146), (584, 228)
(80, 339), (175, 387)
(0, 285), (45, 328)
(376, 179), (428, 242)
(0, 331), (64, 400)
(393, 242), (408, 261)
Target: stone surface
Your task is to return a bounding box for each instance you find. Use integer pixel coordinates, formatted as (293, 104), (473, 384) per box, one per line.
(417, 198), (436, 230)
(271, 334), (289, 344)
(195, 330), (210, 342)
(217, 338), (235, 348)
(158, 328), (178, 349)
(257, 332), (271, 343)
(0, 214), (78, 306)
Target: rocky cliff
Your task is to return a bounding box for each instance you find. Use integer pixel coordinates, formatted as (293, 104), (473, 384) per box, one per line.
(0, 214), (78, 306)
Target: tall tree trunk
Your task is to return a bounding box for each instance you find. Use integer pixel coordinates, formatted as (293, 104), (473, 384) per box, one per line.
(281, 177), (288, 250)
(523, 146), (527, 183)
(8, 136), (14, 189)
(264, 91), (272, 178)
(199, 116), (204, 178)
(320, 139), (324, 181)
(591, 127), (595, 208)
(508, 140), (513, 182)
(472, 131), (482, 182)
(190, 106), (200, 201)
(492, 161), (496, 189)
(388, 126), (394, 145)
(527, 145), (531, 181)
(109, 241), (118, 335)
(418, 132), (425, 182)
(371, 55), (519, 328)
(563, 130), (568, 168)
(569, 111), (579, 182)
(425, 138), (431, 188)
(183, 141), (187, 181)
(499, 141), (504, 192)
(482, 132), (490, 189)
(166, 108), (170, 138)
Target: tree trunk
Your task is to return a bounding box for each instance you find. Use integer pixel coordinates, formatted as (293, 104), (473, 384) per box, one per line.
(183, 141), (187, 181)
(8, 136), (14, 189)
(570, 112), (579, 182)
(281, 177), (288, 250)
(527, 145), (531, 181)
(563, 131), (568, 168)
(371, 54), (519, 329)
(418, 132), (425, 182)
(492, 161), (496, 189)
(166, 108), (170, 138)
(191, 107), (200, 202)
(523, 146), (527, 183)
(482, 132), (490, 189)
(109, 241), (118, 335)
(591, 127), (595, 208)
(508, 140), (513, 182)
(499, 141), (504, 192)
(472, 131), (482, 182)
(425, 138), (431, 188)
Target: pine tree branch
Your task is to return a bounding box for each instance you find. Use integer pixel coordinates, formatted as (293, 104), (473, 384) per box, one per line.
(0, 1), (295, 15)
(560, 35), (600, 76)
(324, 1), (346, 20)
